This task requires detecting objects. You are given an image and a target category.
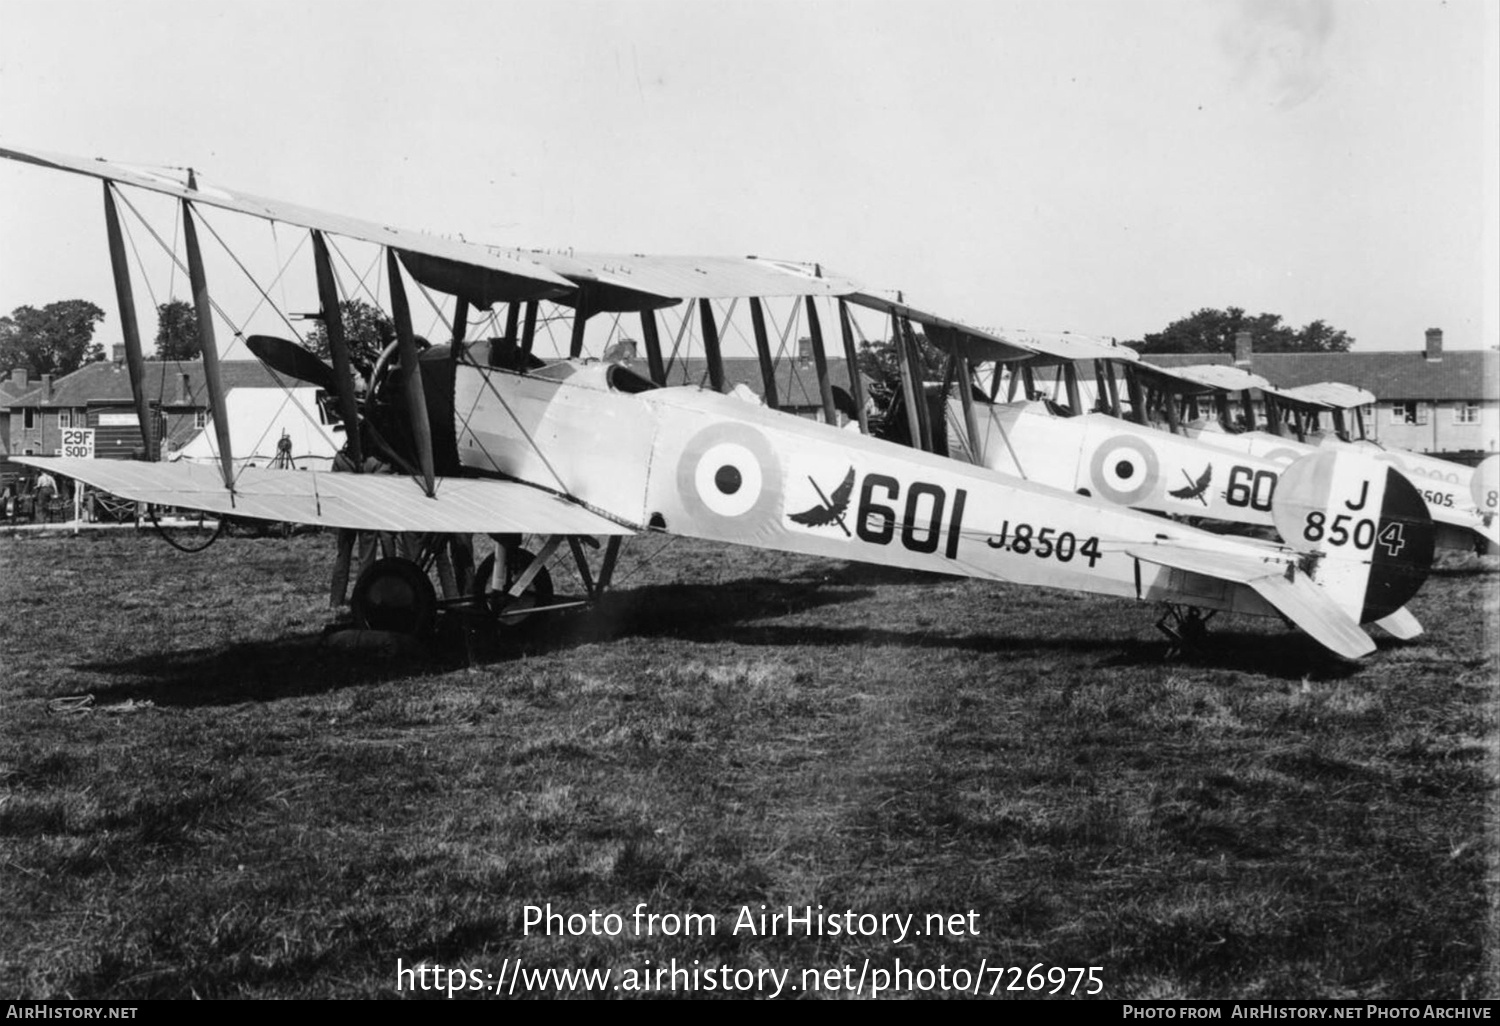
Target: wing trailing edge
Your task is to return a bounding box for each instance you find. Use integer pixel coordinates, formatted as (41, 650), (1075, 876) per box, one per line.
(1127, 543), (1376, 661)
(15, 457), (632, 536)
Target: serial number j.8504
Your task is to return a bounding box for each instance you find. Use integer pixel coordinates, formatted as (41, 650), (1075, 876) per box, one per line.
(985, 521), (1102, 567)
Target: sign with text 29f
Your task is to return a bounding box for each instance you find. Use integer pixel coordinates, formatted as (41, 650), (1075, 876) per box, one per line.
(61, 428), (95, 459)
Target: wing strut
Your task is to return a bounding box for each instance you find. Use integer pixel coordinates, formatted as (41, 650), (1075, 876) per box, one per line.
(837, 299), (870, 434)
(640, 309), (667, 386)
(956, 346), (982, 463)
(102, 183), (156, 461)
(520, 300), (539, 356)
(699, 299), (725, 393)
(804, 297), (839, 427)
(387, 248), (436, 496)
(181, 199), (236, 493)
(749, 298), (779, 409)
(311, 231), (363, 467)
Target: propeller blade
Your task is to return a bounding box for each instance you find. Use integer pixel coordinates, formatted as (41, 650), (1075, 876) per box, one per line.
(246, 335), (341, 392)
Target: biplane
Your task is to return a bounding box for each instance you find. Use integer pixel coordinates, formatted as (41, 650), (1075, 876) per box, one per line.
(915, 325), (1327, 542)
(1136, 363), (1495, 552)
(926, 334), (1492, 554)
(1, 144), (1438, 661)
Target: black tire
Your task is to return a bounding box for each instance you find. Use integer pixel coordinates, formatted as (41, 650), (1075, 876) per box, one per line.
(471, 548), (554, 630)
(351, 557), (438, 637)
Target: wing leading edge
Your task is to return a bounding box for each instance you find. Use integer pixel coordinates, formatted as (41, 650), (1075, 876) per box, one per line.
(15, 457), (632, 536)
(1126, 543), (1377, 660)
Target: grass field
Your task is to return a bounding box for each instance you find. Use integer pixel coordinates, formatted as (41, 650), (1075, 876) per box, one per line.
(1, 529), (1495, 999)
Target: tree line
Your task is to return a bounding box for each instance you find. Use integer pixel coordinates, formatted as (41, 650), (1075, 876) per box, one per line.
(0, 298), (397, 381)
(2, 298), (1353, 385)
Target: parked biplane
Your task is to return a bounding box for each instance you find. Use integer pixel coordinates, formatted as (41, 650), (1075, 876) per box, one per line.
(1, 144), (1438, 660)
(931, 336), (1493, 554)
(1139, 363), (1495, 552)
(921, 326), (1326, 542)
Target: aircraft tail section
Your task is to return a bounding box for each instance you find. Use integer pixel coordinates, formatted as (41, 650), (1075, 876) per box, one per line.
(1271, 451), (1434, 625)
(1127, 543), (1376, 661)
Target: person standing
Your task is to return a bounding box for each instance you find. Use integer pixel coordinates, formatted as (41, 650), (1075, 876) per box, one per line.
(35, 471), (57, 523)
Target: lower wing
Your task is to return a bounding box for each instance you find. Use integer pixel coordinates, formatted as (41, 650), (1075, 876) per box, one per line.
(15, 457), (633, 536)
(1127, 543), (1377, 661)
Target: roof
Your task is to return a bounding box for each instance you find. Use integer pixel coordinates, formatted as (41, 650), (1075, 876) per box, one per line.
(1140, 350), (1500, 402)
(8, 360), (285, 409)
(0, 375), (35, 405)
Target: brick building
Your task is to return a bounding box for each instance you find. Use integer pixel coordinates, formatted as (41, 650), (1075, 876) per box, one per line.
(1, 349), (283, 485)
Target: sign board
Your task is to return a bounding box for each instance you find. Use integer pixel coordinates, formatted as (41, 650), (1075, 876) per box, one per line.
(61, 428), (95, 459)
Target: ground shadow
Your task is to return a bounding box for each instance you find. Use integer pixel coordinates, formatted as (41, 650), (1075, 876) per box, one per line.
(70, 562), (1364, 705)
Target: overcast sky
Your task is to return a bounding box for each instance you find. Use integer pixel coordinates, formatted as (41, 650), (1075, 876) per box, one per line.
(1, 0), (1495, 356)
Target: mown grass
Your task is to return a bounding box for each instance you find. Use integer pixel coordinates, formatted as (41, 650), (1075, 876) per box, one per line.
(0, 530), (1494, 999)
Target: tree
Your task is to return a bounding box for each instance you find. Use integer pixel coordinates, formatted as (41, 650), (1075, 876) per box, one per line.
(303, 299), (394, 375)
(0, 300), (107, 378)
(1129, 307), (1354, 355)
(154, 299), (200, 360)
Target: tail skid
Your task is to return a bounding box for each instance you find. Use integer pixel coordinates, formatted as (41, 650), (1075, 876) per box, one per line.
(1129, 544), (1375, 661)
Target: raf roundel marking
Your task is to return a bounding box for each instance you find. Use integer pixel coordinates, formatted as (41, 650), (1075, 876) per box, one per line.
(676, 423), (782, 527)
(1088, 435), (1160, 505)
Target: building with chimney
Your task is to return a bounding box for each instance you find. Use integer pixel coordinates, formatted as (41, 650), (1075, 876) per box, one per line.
(1141, 328), (1498, 460)
(0, 346), (284, 485)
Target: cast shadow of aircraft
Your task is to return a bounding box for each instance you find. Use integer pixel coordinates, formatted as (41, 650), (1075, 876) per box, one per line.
(68, 575), (873, 708)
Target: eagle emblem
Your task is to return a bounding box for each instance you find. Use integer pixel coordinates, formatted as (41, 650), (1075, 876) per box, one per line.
(1168, 464), (1212, 505)
(788, 467), (855, 537)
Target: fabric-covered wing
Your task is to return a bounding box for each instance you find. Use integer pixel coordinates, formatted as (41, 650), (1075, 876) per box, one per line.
(0, 145), (574, 303)
(1127, 543), (1376, 660)
(16, 458), (632, 536)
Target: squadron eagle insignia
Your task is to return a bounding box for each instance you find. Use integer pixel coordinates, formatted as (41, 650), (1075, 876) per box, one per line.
(789, 467), (855, 536)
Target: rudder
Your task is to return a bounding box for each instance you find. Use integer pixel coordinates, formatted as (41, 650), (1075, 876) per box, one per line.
(1270, 450), (1434, 624)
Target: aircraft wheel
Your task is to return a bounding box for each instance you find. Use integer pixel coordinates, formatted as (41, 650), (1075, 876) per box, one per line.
(471, 549), (555, 630)
(351, 557), (438, 637)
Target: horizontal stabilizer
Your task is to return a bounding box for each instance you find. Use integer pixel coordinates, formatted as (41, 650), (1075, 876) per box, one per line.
(1128, 544), (1376, 661)
(15, 457), (632, 536)
(1373, 606), (1424, 640)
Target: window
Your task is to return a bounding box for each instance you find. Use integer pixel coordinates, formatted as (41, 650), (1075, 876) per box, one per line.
(1454, 402), (1481, 425)
(1391, 401), (1427, 426)
(194, 410), (207, 429)
(23, 408), (34, 429)
(58, 410), (71, 429)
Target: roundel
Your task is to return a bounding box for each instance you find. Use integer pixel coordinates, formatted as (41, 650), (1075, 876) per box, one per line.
(1088, 435), (1160, 505)
(675, 422), (781, 527)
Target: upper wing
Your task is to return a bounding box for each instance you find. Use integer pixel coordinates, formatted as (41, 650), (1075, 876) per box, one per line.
(16, 457), (632, 536)
(1127, 543), (1376, 660)
(0, 145), (863, 313)
(0, 144), (574, 303)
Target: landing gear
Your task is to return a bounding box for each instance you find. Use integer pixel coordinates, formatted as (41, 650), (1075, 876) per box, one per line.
(1156, 604), (1216, 659)
(333, 533), (621, 652)
(471, 548), (555, 630)
(350, 557), (438, 637)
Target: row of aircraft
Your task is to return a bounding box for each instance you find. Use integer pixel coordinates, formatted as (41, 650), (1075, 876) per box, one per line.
(3, 143), (1477, 663)
(934, 340), (1496, 554)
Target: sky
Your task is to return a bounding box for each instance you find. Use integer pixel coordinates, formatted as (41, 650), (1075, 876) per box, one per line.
(1, 0), (1496, 358)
